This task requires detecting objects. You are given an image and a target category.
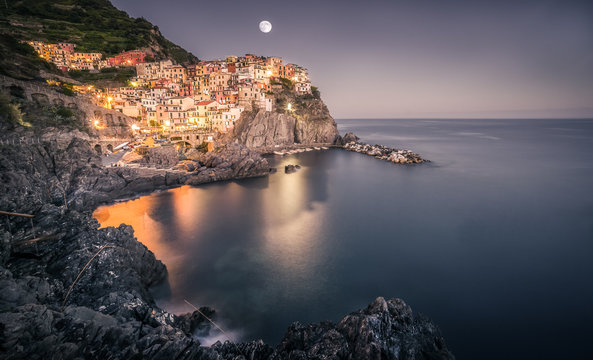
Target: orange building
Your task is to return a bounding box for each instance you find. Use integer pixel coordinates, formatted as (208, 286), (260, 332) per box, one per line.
(107, 50), (147, 67)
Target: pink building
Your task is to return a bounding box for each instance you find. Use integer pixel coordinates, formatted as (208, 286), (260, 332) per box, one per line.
(107, 50), (147, 67)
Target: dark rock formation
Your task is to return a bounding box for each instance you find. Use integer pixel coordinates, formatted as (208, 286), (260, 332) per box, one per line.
(0, 129), (451, 359)
(131, 145), (179, 167)
(273, 297), (454, 360)
(338, 131), (360, 145)
(284, 164), (301, 173)
(344, 141), (427, 164)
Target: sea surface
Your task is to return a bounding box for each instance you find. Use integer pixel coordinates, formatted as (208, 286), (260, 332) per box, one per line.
(94, 118), (593, 359)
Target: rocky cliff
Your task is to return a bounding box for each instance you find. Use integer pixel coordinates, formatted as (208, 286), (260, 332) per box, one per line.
(0, 130), (453, 359)
(231, 85), (340, 149)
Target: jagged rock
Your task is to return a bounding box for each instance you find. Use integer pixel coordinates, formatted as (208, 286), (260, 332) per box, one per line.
(131, 146), (179, 167)
(339, 132), (359, 145)
(272, 297), (454, 360)
(343, 141), (427, 164)
(231, 95), (340, 148)
(232, 111), (297, 148)
(284, 164), (301, 173)
(0, 129), (449, 359)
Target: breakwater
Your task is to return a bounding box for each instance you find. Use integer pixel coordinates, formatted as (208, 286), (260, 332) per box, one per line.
(343, 141), (427, 164)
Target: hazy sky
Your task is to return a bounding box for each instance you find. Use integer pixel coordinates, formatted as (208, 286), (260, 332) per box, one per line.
(112, 0), (593, 118)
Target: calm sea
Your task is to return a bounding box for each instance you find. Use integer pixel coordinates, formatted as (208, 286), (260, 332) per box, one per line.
(94, 119), (593, 359)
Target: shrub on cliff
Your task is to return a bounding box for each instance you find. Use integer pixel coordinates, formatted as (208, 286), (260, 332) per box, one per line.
(54, 106), (73, 118)
(279, 77), (294, 90)
(0, 94), (28, 128)
(311, 86), (321, 99)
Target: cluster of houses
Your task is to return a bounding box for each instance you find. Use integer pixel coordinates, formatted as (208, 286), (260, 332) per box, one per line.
(102, 54), (312, 133)
(27, 41), (147, 71)
(28, 41), (313, 135)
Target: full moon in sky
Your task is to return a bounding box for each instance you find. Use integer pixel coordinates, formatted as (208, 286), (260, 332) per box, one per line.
(259, 20), (272, 33)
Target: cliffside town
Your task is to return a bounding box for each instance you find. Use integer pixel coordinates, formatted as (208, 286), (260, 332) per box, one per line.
(27, 41), (324, 143)
(0, 1), (441, 358)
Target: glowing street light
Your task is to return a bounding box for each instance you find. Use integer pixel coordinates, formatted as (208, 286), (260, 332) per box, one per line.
(287, 103), (292, 111)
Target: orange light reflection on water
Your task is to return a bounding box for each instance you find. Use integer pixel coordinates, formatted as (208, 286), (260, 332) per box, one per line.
(260, 159), (328, 297)
(93, 186), (203, 293)
(92, 159), (330, 306)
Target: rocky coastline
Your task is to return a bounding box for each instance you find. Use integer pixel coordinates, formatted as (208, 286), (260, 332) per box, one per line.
(0, 128), (450, 359)
(341, 132), (427, 164)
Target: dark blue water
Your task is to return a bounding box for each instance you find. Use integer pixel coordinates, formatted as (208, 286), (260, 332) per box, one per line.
(94, 119), (593, 359)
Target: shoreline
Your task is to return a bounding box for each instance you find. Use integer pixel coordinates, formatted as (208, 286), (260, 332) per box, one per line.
(0, 130), (451, 359)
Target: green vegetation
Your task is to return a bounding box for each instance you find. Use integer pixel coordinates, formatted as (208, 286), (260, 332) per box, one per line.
(271, 78), (294, 90)
(0, 33), (58, 79)
(275, 97), (286, 113)
(195, 141), (209, 153)
(69, 67), (136, 87)
(60, 83), (75, 96)
(54, 106), (74, 118)
(0, 93), (29, 127)
(279, 77), (294, 89)
(0, 0), (198, 64)
(1, 90), (87, 131)
(311, 86), (320, 99)
(41, 104), (84, 129)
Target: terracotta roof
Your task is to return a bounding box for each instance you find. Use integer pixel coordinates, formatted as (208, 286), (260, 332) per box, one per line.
(196, 100), (216, 105)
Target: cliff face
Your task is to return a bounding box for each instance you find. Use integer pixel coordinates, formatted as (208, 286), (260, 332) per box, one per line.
(232, 111), (297, 148)
(231, 87), (340, 148)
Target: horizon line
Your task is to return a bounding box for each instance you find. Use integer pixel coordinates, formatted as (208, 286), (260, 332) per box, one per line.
(334, 116), (593, 120)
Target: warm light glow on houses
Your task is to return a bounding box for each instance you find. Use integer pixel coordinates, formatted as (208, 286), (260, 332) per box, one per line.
(32, 49), (313, 140)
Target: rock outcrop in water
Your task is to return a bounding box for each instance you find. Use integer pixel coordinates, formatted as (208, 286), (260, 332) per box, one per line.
(0, 129), (451, 359)
(343, 136), (427, 164)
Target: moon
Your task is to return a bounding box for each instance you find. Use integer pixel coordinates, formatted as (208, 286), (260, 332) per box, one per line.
(259, 20), (272, 33)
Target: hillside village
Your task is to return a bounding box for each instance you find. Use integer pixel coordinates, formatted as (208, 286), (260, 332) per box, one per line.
(27, 41), (314, 140)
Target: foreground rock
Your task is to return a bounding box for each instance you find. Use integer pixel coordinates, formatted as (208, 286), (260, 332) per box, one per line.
(0, 129), (451, 359)
(344, 138), (427, 164)
(272, 297), (454, 360)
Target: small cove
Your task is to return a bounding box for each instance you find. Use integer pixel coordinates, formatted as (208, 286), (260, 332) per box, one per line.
(94, 118), (593, 359)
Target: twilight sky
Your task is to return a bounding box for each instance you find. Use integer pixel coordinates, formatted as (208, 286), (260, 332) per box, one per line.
(112, 0), (593, 118)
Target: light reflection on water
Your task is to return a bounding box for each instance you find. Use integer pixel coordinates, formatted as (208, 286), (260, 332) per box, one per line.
(94, 119), (593, 360)
(93, 154), (332, 330)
